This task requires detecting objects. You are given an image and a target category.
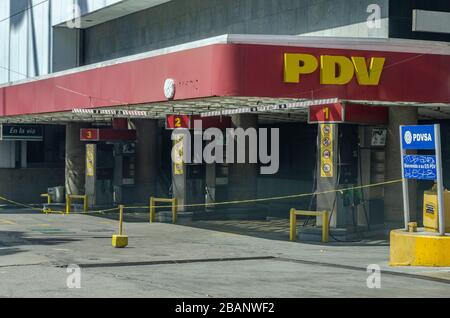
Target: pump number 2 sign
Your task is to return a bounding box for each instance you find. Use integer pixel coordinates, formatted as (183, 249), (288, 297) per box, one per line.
(166, 115), (191, 130)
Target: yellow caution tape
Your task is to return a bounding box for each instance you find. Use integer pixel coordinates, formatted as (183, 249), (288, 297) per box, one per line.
(0, 179), (403, 215)
(149, 178), (404, 210)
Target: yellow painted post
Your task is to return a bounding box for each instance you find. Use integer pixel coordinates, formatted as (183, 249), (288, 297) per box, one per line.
(172, 198), (177, 224)
(41, 194), (51, 205)
(66, 194), (70, 215)
(290, 209), (297, 242)
(150, 197), (155, 223)
(112, 205), (128, 248)
(83, 195), (88, 213)
(322, 211), (329, 243)
(119, 205), (124, 235)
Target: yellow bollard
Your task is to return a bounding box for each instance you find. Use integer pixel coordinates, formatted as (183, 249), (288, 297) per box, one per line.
(289, 209), (329, 243)
(408, 222), (418, 233)
(112, 205), (128, 248)
(150, 197), (155, 223)
(83, 195), (88, 213)
(289, 208), (297, 242)
(172, 198), (178, 224)
(322, 211), (329, 243)
(41, 193), (51, 205)
(66, 194), (71, 215)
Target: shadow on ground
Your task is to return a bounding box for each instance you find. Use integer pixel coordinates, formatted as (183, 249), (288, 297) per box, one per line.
(85, 211), (389, 247)
(0, 231), (80, 254)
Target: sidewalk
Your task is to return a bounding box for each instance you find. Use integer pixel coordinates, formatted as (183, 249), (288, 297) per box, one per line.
(0, 209), (449, 297)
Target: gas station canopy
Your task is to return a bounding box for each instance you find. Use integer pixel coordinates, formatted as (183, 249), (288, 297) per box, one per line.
(0, 34), (449, 124)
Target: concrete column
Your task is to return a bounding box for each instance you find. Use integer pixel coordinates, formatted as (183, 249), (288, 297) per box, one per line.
(228, 114), (258, 202)
(132, 119), (158, 203)
(172, 131), (187, 212)
(316, 124), (341, 227)
(384, 106), (418, 224)
(205, 163), (216, 208)
(20, 141), (27, 168)
(65, 123), (86, 195)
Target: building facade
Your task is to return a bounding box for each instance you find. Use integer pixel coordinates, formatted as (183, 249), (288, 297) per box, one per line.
(0, 0), (449, 238)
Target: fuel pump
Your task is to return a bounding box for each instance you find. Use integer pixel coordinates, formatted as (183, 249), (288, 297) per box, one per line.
(81, 126), (137, 207)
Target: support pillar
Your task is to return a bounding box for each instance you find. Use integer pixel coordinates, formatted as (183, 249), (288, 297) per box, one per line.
(316, 124), (341, 227)
(228, 114), (258, 202)
(384, 106), (418, 224)
(65, 123), (86, 195)
(132, 119), (158, 203)
(172, 130), (187, 212)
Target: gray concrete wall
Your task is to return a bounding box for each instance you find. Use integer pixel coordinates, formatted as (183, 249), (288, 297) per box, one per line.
(52, 27), (81, 72)
(82, 0), (389, 64)
(0, 167), (64, 203)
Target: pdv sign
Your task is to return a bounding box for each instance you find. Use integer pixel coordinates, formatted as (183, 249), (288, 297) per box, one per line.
(401, 125), (435, 150)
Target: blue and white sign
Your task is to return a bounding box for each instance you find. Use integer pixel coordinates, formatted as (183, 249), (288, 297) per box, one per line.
(401, 125), (436, 150)
(403, 155), (437, 180)
(399, 123), (446, 235)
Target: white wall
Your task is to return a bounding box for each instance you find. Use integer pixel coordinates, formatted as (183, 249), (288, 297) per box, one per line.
(0, 0), (123, 84)
(0, 0), (51, 84)
(0, 0), (390, 85)
(52, 0), (122, 26)
(299, 18), (389, 38)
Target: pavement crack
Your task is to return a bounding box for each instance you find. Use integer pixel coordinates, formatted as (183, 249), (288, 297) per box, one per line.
(53, 256), (276, 269)
(275, 257), (450, 285)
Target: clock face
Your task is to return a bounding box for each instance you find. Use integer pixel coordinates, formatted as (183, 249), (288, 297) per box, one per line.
(164, 78), (175, 100)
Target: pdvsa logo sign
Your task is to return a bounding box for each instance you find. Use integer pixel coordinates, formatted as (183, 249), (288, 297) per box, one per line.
(404, 130), (433, 145)
(404, 131), (413, 145)
(402, 125), (436, 150)
(284, 53), (385, 86)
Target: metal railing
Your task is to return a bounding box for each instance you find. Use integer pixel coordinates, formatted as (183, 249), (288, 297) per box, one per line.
(66, 194), (88, 214)
(149, 197), (177, 224)
(290, 209), (329, 243)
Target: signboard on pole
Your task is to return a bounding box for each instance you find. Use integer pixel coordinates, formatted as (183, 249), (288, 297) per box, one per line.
(320, 124), (334, 178)
(400, 124), (445, 235)
(403, 155), (437, 180)
(401, 125), (435, 150)
(86, 144), (96, 177)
